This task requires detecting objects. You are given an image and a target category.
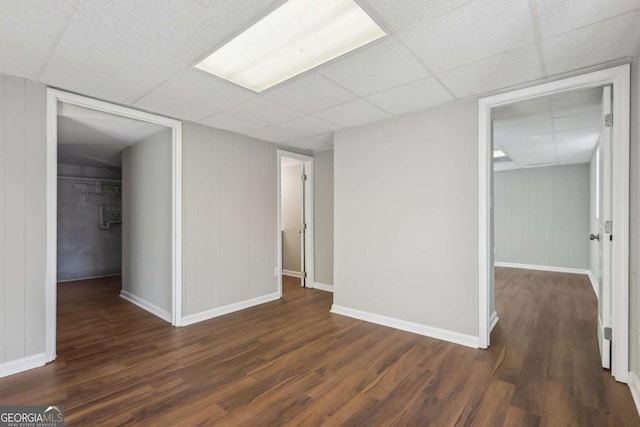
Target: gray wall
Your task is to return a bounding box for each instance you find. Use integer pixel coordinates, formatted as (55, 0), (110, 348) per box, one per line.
(57, 165), (122, 281)
(0, 75), (46, 363)
(122, 129), (172, 314)
(281, 164), (302, 273)
(334, 100), (479, 336)
(182, 122), (277, 317)
(314, 149), (334, 285)
(494, 164), (590, 269)
(630, 58), (640, 384)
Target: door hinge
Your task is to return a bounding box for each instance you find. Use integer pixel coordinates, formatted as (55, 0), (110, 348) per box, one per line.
(604, 327), (612, 341)
(301, 223), (307, 231)
(604, 114), (613, 128)
(604, 220), (612, 234)
(303, 271), (308, 278)
(301, 174), (307, 182)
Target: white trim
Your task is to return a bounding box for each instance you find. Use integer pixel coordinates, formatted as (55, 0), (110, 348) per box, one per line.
(46, 89), (184, 366)
(119, 290), (172, 323)
(56, 273), (121, 283)
(628, 371), (640, 418)
(181, 292), (281, 326)
(282, 269), (302, 278)
(588, 271), (599, 299)
(0, 353), (47, 379)
(478, 65), (630, 382)
(277, 150), (315, 295)
(330, 305), (479, 348)
(314, 282), (334, 293)
(494, 262), (590, 275)
(489, 311), (499, 332)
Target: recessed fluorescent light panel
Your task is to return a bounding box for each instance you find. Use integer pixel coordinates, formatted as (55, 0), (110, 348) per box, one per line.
(195, 0), (386, 93)
(493, 150), (507, 158)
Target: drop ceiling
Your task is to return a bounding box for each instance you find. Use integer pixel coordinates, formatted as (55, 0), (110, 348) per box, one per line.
(57, 103), (166, 168)
(3, 0), (640, 152)
(492, 86), (602, 171)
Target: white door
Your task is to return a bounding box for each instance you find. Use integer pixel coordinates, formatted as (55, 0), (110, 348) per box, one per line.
(300, 164), (307, 288)
(597, 85), (613, 369)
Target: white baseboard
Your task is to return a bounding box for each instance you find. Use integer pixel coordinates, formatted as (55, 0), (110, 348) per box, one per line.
(495, 262), (590, 275)
(57, 273), (121, 283)
(282, 270), (301, 278)
(629, 371), (640, 417)
(587, 271), (599, 299)
(120, 290), (171, 323)
(330, 304), (479, 348)
(182, 292), (281, 326)
(0, 353), (47, 379)
(490, 310), (499, 332)
(314, 282), (333, 293)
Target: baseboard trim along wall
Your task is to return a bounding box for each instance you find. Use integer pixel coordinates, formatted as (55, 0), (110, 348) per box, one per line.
(282, 270), (301, 278)
(495, 262), (590, 275)
(628, 371), (640, 417)
(587, 271), (599, 299)
(182, 292), (281, 326)
(330, 305), (479, 348)
(57, 273), (122, 283)
(120, 290), (172, 323)
(0, 353), (47, 379)
(490, 311), (499, 332)
(314, 282), (333, 292)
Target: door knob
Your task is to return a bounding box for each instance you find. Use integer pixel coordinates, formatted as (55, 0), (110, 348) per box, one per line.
(590, 233), (600, 241)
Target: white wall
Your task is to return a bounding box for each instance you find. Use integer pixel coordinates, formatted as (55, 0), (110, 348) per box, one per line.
(494, 164), (590, 269)
(0, 75), (46, 365)
(281, 163), (302, 273)
(122, 129), (173, 316)
(182, 122), (278, 317)
(334, 100), (479, 337)
(314, 149), (334, 285)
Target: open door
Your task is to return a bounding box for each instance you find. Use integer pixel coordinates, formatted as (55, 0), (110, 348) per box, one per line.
(597, 85), (613, 369)
(300, 164), (307, 288)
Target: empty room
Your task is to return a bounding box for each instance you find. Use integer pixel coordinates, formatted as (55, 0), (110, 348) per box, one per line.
(1, 0), (640, 425)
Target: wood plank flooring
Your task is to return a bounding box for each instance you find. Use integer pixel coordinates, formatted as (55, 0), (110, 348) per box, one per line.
(0, 269), (638, 425)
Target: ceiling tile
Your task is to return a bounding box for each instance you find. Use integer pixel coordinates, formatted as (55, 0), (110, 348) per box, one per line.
(320, 38), (429, 96)
(224, 98), (303, 126)
(199, 113), (263, 134)
(48, 26), (184, 90)
(134, 92), (213, 122)
(508, 144), (557, 166)
(438, 44), (543, 98)
(398, 0), (535, 73)
(536, 0), (640, 37)
(41, 61), (148, 105)
(309, 132), (334, 146)
(153, 69), (255, 113)
(267, 116), (336, 141)
(364, 0), (475, 32)
(247, 127), (294, 144)
(541, 12), (640, 76)
(366, 77), (454, 115)
(263, 74), (357, 114)
(70, 0), (276, 65)
(285, 138), (333, 152)
(313, 100), (389, 128)
(0, 0), (66, 79)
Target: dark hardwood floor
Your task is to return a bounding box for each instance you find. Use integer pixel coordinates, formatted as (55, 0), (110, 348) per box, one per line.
(0, 270), (638, 425)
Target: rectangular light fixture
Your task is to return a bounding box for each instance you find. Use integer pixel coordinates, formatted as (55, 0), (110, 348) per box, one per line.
(195, 0), (386, 93)
(493, 150), (507, 158)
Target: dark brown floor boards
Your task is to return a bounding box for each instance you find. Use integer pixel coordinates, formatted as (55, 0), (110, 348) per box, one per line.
(0, 269), (638, 426)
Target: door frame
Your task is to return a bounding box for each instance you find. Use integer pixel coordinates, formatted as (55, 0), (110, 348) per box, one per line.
(477, 64), (630, 382)
(277, 150), (314, 295)
(45, 89), (184, 363)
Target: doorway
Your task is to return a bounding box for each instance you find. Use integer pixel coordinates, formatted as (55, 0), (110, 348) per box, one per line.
(477, 64), (630, 382)
(277, 150), (314, 294)
(45, 90), (184, 363)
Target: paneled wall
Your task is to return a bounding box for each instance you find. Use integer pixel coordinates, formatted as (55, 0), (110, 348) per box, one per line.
(122, 129), (173, 316)
(0, 76), (47, 364)
(314, 149), (334, 285)
(182, 122), (278, 317)
(494, 164), (590, 269)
